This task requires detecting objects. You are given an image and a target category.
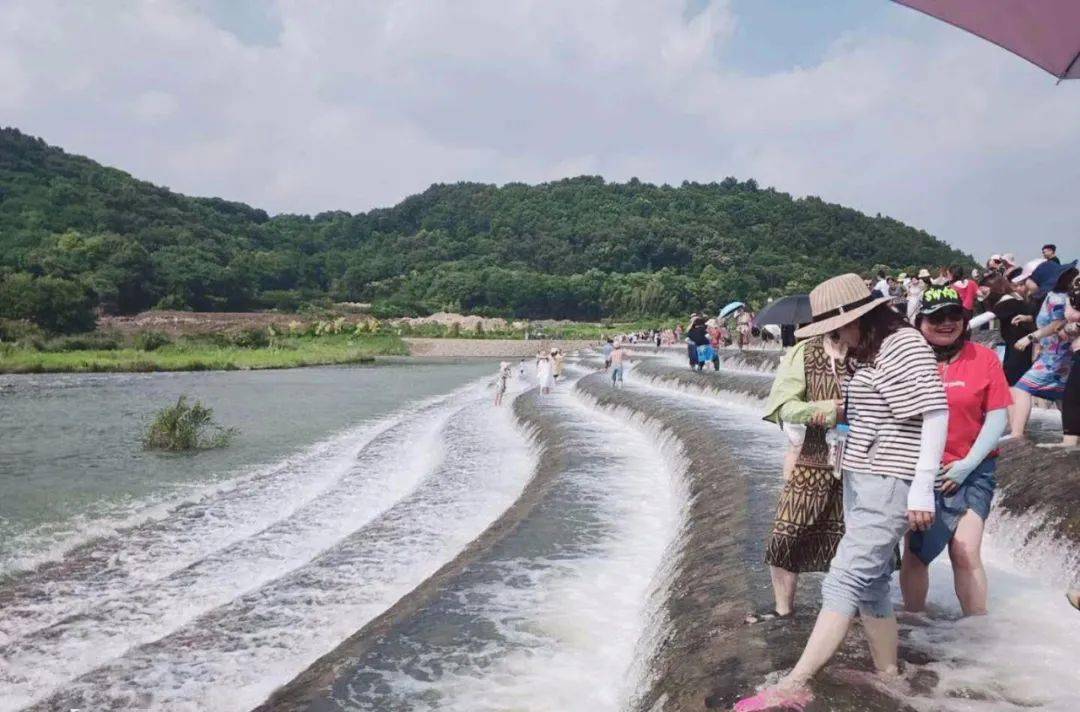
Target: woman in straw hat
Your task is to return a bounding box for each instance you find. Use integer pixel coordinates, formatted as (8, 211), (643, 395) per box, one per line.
(735, 274), (949, 712)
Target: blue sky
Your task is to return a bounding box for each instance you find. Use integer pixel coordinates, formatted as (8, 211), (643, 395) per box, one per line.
(1, 0), (1076, 259)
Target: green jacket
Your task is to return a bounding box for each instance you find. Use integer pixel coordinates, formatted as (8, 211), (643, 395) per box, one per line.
(762, 339), (838, 427)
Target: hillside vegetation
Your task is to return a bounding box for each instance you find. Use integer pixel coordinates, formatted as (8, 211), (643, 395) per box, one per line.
(0, 127), (970, 332)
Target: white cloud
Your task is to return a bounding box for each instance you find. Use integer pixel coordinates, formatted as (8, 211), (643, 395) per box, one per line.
(131, 91), (179, 122)
(0, 0), (1076, 258)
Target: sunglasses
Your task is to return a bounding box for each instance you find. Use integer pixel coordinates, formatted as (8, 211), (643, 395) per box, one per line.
(926, 308), (964, 325)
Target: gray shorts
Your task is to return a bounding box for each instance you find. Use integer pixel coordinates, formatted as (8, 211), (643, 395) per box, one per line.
(821, 471), (911, 618)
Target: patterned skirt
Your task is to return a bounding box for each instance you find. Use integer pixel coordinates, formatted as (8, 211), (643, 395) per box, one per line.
(765, 463), (844, 573)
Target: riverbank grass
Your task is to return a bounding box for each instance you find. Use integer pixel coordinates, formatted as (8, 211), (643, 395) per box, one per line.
(0, 334), (408, 373)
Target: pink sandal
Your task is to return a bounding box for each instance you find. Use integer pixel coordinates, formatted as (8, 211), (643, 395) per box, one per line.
(732, 686), (813, 711)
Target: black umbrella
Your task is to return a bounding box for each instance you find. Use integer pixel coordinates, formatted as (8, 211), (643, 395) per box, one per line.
(754, 294), (811, 327)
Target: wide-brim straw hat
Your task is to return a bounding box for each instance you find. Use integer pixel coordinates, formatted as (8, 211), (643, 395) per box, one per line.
(794, 273), (893, 338)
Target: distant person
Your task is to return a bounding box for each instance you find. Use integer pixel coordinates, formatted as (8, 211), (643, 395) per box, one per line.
(654, 331), (661, 350)
(536, 351), (554, 394)
(986, 254), (1006, 275)
(602, 338), (614, 371)
(887, 275), (902, 299)
(950, 265), (978, 318)
(1012, 260), (1078, 438)
(736, 310), (753, 350)
(906, 269), (929, 322)
(1043, 243), (1060, 264)
(518, 359), (525, 378)
(494, 361), (511, 406)
(970, 274), (1036, 377)
(873, 269), (890, 297)
(901, 287), (1010, 617)
(1040, 274), (1080, 448)
(610, 342), (626, 387)
(551, 348), (565, 381)
(687, 313), (709, 369)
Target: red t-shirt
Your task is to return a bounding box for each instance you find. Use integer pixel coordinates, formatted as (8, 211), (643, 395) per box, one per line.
(940, 341), (1013, 464)
(952, 279), (979, 311)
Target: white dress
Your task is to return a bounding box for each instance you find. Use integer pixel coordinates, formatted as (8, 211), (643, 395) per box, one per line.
(536, 357), (555, 390)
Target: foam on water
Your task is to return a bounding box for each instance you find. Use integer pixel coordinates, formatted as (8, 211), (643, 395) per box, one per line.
(333, 384), (684, 712)
(896, 510), (1080, 712)
(21, 379), (535, 712)
(0, 383), (476, 650)
(632, 362), (1080, 711)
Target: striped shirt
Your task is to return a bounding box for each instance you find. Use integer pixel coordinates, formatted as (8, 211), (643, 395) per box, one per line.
(841, 329), (948, 480)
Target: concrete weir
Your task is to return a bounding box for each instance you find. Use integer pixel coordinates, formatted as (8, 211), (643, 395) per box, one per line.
(252, 389), (564, 710)
(617, 356), (1079, 711)
(576, 372), (913, 712)
(252, 352), (1077, 712)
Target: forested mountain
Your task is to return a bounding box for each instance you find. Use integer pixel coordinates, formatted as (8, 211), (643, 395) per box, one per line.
(0, 127), (970, 331)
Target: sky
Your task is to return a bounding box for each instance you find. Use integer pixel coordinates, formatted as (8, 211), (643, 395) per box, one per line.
(1, 0), (1077, 260)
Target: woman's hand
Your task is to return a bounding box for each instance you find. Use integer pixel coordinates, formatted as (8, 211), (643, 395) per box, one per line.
(1014, 335), (1032, 351)
(936, 462), (961, 495)
(907, 510), (934, 532)
(1011, 314), (1033, 326)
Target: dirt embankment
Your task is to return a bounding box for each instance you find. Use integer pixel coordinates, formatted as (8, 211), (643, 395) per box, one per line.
(403, 337), (597, 358)
(97, 311), (336, 336)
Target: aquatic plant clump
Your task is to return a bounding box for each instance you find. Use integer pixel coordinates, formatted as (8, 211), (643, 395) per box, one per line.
(143, 396), (237, 452)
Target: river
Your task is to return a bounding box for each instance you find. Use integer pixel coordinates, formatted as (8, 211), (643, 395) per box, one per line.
(0, 355), (1076, 711)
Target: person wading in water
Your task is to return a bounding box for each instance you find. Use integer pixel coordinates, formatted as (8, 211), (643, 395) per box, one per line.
(900, 287), (1010, 616)
(735, 273), (948, 712)
(748, 325), (850, 624)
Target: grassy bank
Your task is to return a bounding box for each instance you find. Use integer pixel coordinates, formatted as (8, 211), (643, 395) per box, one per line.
(0, 334), (408, 374)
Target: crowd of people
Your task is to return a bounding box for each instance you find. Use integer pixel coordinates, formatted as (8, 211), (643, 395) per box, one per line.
(735, 245), (1078, 711)
(488, 244), (1079, 705)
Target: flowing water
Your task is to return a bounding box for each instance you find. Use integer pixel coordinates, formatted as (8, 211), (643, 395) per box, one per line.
(0, 355), (1077, 711)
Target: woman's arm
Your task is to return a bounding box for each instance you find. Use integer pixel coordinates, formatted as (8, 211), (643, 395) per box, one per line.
(938, 408), (1007, 492)
(778, 399), (838, 426)
(967, 311), (995, 331)
(1014, 319), (1065, 349)
(908, 409), (949, 522)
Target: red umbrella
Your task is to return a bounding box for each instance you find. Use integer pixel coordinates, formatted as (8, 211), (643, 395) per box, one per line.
(894, 0), (1080, 81)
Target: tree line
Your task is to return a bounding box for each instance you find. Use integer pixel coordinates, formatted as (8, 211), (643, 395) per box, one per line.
(0, 127), (972, 332)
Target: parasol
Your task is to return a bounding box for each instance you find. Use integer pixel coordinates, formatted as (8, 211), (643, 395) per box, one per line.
(893, 0), (1080, 81)
(718, 301), (745, 319)
(754, 294), (812, 327)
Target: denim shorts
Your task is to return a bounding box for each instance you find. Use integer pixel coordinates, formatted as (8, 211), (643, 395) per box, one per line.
(908, 457), (996, 565)
(821, 471), (910, 618)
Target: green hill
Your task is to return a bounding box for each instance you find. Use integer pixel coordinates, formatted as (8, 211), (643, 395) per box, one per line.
(0, 127), (970, 332)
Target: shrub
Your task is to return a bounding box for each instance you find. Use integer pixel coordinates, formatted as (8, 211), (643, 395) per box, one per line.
(0, 318), (44, 342)
(143, 396), (236, 452)
(230, 328), (270, 348)
(0, 273), (96, 333)
(41, 333), (122, 352)
(134, 331), (171, 351)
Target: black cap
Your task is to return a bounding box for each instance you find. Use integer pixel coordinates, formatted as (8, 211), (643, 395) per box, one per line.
(918, 286), (963, 316)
